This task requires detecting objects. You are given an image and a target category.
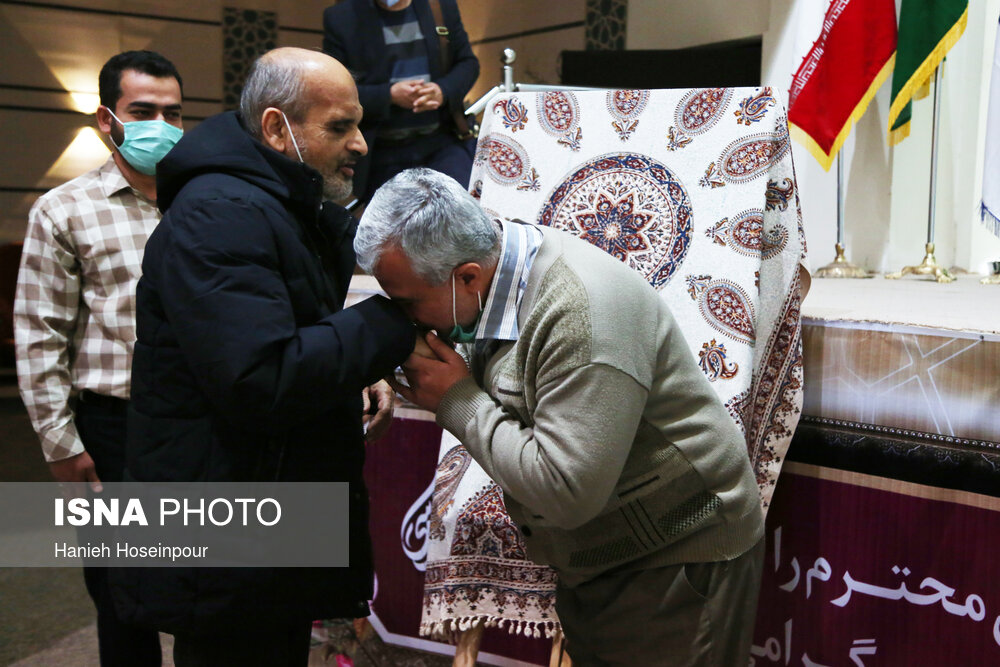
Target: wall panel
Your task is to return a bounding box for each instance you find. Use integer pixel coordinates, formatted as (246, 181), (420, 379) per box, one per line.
(0, 0), (590, 244)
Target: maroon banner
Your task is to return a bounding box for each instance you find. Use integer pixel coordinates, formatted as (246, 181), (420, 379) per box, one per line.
(363, 417), (552, 666)
(754, 463), (1000, 666)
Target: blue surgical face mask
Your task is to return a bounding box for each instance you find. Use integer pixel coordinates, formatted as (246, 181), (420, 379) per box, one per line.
(107, 109), (183, 175)
(449, 271), (482, 344)
(381, 0), (403, 7)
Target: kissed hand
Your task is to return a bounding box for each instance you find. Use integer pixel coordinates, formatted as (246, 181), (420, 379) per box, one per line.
(387, 331), (468, 413)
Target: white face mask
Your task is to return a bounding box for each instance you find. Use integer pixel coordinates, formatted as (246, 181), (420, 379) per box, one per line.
(280, 110), (304, 163)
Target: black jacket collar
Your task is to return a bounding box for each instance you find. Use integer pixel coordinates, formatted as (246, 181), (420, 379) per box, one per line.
(156, 111), (325, 223)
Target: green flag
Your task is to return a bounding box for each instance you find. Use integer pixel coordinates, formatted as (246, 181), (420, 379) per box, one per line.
(888, 0), (968, 144)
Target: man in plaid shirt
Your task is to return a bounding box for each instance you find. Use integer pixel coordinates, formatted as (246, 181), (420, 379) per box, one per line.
(14, 50), (183, 666)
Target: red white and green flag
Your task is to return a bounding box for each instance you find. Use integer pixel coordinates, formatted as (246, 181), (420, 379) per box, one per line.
(888, 0), (969, 144)
(788, 0), (897, 171)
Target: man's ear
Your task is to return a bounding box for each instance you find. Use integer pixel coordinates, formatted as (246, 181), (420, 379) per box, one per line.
(95, 106), (115, 135)
(260, 107), (290, 154)
(454, 262), (484, 291)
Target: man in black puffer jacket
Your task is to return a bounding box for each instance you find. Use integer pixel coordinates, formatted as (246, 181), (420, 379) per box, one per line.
(111, 47), (416, 665)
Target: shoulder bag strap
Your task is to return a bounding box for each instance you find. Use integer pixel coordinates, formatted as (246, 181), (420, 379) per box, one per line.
(427, 0), (474, 139)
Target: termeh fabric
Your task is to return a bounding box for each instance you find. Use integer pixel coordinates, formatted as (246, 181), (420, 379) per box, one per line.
(111, 111), (415, 635)
(421, 88), (807, 638)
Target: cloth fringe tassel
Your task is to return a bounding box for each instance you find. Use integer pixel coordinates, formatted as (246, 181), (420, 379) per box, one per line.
(420, 615), (560, 641)
(982, 202), (1000, 239)
(887, 6), (969, 138)
(790, 54), (895, 171)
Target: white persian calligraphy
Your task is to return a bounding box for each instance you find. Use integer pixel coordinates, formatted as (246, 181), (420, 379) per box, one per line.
(750, 616), (876, 667)
(848, 639), (877, 667)
(774, 527), (800, 592)
(764, 525), (1000, 658)
(805, 558), (831, 599)
(750, 618), (791, 665)
(831, 565), (987, 621)
(400, 481), (434, 572)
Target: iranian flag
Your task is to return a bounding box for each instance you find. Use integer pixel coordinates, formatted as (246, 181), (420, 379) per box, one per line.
(888, 0), (969, 144)
(788, 0), (897, 171)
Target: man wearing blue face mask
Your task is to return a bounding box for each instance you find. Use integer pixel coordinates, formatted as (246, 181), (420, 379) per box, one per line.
(14, 50), (183, 666)
(103, 107), (183, 177)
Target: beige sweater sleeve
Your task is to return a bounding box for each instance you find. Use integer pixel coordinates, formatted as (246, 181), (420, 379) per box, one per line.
(436, 362), (648, 530)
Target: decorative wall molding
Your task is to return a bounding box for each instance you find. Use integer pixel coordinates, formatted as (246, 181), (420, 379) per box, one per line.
(222, 7), (278, 110)
(585, 0), (627, 50)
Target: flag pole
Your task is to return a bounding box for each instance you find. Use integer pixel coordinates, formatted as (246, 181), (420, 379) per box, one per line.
(981, 18), (1000, 285)
(814, 152), (872, 278)
(886, 64), (955, 283)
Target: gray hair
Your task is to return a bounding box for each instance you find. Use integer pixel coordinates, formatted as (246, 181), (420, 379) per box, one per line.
(239, 54), (310, 140)
(355, 168), (501, 285)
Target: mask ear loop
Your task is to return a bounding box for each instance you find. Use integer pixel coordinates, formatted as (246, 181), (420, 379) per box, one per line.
(451, 272), (484, 330)
(280, 111), (304, 163)
(452, 270), (484, 335)
(105, 108), (125, 149)
(452, 272), (458, 330)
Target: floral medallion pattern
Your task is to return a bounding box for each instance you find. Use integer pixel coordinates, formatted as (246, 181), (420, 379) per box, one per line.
(607, 89), (650, 141)
(686, 274), (757, 344)
(539, 153), (693, 287)
(428, 445), (472, 541)
(474, 134), (533, 188)
(766, 178), (795, 211)
(699, 338), (739, 381)
(537, 92), (583, 151)
(493, 97), (529, 132)
(676, 88), (734, 136)
(715, 124), (791, 185)
(706, 210), (788, 260)
(666, 87), (734, 153)
(734, 87), (776, 126)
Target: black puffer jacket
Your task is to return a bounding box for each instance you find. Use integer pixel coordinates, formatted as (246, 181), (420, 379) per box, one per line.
(111, 111), (415, 635)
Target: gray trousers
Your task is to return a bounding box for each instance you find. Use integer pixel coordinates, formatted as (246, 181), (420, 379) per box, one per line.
(556, 539), (765, 667)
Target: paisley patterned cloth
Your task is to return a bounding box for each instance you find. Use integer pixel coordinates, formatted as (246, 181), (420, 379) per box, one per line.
(420, 87), (808, 640)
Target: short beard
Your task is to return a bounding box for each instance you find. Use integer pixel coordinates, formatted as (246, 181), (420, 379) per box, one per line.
(294, 130), (353, 202)
(322, 176), (353, 202)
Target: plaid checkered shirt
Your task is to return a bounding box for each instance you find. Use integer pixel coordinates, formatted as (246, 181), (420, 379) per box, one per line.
(15, 157), (160, 462)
